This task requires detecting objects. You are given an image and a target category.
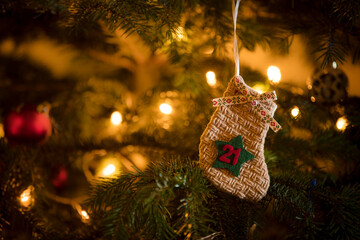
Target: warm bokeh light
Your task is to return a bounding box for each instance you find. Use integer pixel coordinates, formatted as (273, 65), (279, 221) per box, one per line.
(102, 164), (116, 176)
(252, 84), (267, 94)
(206, 71), (216, 86)
(310, 96), (316, 102)
(75, 204), (90, 222)
(0, 123), (4, 138)
(336, 116), (348, 131)
(332, 61), (337, 69)
(20, 186), (34, 207)
(176, 27), (185, 40)
(267, 66), (281, 84)
(130, 153), (148, 170)
(159, 103), (173, 115)
(81, 210), (90, 220)
(96, 157), (120, 178)
(110, 111), (122, 126)
(21, 194), (29, 203)
(291, 106), (300, 118)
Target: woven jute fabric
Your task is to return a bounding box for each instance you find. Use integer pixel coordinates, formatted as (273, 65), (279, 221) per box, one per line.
(199, 76), (277, 201)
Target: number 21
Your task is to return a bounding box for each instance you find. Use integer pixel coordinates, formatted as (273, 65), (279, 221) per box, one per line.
(219, 145), (241, 165)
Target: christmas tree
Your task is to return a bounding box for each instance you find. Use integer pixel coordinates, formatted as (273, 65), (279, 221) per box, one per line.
(1, 0), (360, 239)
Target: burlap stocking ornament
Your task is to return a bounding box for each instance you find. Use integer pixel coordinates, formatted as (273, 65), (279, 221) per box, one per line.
(199, 75), (280, 201)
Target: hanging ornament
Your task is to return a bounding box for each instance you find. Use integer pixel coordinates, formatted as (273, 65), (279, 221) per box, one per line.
(4, 104), (52, 145)
(308, 67), (348, 104)
(51, 165), (68, 191)
(200, 76), (280, 201)
(199, 0), (281, 201)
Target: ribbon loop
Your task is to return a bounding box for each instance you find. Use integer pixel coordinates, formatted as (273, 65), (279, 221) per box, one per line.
(233, 0), (241, 76)
(212, 91), (276, 107)
(211, 1), (281, 133)
(252, 100), (281, 132)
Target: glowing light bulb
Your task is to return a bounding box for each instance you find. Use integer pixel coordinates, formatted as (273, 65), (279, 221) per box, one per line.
(0, 123), (4, 138)
(81, 210), (90, 220)
(110, 111), (122, 126)
(252, 84), (266, 94)
(267, 66), (281, 84)
(21, 195), (29, 203)
(111, 111), (122, 125)
(20, 186), (34, 207)
(176, 27), (185, 40)
(336, 116), (348, 131)
(332, 61), (337, 69)
(206, 71), (216, 86)
(74, 204), (90, 222)
(159, 103), (173, 115)
(291, 106), (300, 118)
(102, 164), (116, 176)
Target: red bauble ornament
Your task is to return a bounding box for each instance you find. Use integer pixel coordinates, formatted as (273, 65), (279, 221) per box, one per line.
(4, 105), (52, 145)
(51, 165), (68, 191)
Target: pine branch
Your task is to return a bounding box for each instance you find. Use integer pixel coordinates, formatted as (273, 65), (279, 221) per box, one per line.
(86, 157), (214, 239)
(253, 0), (360, 68)
(266, 173), (360, 239)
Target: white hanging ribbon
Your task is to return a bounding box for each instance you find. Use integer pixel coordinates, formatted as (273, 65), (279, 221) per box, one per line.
(211, 0), (282, 132)
(233, 0), (241, 76)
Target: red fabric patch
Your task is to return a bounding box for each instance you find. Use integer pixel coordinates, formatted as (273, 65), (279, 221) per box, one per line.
(219, 145), (241, 165)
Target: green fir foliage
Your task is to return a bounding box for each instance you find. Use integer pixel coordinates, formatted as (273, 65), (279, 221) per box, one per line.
(1, 0), (360, 239)
(87, 157), (214, 239)
(2, 0), (359, 66)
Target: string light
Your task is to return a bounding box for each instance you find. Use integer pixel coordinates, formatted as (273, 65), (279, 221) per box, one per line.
(267, 66), (281, 84)
(206, 71), (216, 86)
(336, 116), (348, 131)
(159, 103), (173, 115)
(290, 106), (300, 118)
(110, 111), (122, 126)
(81, 210), (90, 220)
(252, 84), (267, 94)
(0, 123), (4, 138)
(332, 61), (337, 69)
(102, 164), (116, 176)
(74, 204), (90, 222)
(176, 27), (185, 40)
(19, 186), (34, 207)
(96, 157), (121, 178)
